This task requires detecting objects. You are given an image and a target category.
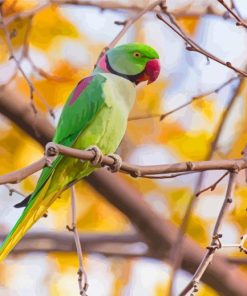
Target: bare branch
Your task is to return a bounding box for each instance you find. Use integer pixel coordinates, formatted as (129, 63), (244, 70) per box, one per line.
(0, 231), (144, 255)
(156, 12), (247, 77)
(1, 142), (247, 186)
(1, 0), (233, 27)
(97, 0), (165, 62)
(129, 76), (239, 122)
(0, 157), (49, 185)
(180, 171), (238, 295)
(0, 9), (55, 119)
(4, 184), (26, 198)
(167, 79), (243, 295)
(67, 187), (88, 295)
(195, 171), (229, 196)
(217, 0), (247, 29)
(1, 230), (247, 264)
(0, 8), (37, 114)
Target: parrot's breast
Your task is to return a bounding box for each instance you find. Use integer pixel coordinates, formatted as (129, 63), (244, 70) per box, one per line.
(74, 73), (136, 154)
(101, 73), (136, 112)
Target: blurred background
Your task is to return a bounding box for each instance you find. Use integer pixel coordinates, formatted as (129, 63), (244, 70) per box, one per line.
(1, 0), (247, 295)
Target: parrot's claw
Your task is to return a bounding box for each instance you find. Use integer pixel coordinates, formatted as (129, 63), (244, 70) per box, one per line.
(107, 153), (122, 173)
(45, 157), (53, 167)
(66, 224), (75, 232)
(87, 146), (103, 166)
(45, 142), (59, 157)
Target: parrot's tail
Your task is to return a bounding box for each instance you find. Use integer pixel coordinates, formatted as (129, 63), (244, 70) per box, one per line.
(0, 177), (58, 262)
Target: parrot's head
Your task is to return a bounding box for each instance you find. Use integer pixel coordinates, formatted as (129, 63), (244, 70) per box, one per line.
(96, 43), (160, 85)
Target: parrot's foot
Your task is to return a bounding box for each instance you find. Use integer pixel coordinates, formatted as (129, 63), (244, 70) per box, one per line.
(45, 142), (58, 167)
(66, 224), (75, 232)
(87, 145), (103, 166)
(45, 142), (59, 157)
(45, 157), (53, 167)
(107, 153), (122, 173)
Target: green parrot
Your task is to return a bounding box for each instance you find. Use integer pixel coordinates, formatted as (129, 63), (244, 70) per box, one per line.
(0, 43), (160, 261)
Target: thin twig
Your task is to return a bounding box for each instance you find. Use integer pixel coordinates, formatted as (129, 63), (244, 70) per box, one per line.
(217, 0), (247, 29)
(195, 171), (229, 196)
(180, 171), (237, 295)
(156, 11), (247, 77)
(0, 8), (37, 114)
(167, 79), (243, 295)
(0, 10), (55, 119)
(96, 0), (165, 62)
(20, 16), (55, 118)
(128, 76), (239, 121)
(141, 171), (199, 179)
(1, 0), (243, 28)
(4, 184), (26, 197)
(68, 187), (88, 296)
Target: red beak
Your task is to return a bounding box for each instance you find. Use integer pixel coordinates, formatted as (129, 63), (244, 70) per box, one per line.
(146, 59), (160, 84)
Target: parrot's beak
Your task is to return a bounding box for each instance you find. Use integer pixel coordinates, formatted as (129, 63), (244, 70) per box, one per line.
(135, 59), (160, 85)
(146, 59), (160, 84)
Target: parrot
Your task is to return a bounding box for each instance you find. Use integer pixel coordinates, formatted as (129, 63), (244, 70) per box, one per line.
(0, 43), (160, 262)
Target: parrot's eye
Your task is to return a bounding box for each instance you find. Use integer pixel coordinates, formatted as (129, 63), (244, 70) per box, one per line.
(133, 52), (141, 58)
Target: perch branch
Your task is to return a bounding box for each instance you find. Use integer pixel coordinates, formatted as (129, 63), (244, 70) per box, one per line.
(2, 143), (247, 186)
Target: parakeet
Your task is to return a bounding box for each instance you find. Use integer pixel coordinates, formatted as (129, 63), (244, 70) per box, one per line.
(0, 43), (160, 261)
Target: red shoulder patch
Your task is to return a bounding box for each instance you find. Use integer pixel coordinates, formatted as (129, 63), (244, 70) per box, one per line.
(69, 76), (94, 105)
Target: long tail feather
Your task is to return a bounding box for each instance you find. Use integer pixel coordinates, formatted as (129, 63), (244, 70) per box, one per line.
(0, 177), (57, 262)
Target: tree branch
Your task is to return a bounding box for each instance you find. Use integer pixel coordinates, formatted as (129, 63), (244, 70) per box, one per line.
(96, 0), (165, 61)
(67, 187), (88, 295)
(157, 10), (247, 77)
(1, 0), (241, 27)
(0, 232), (143, 255)
(128, 76), (239, 122)
(180, 171), (238, 295)
(1, 231), (246, 266)
(167, 75), (244, 295)
(1, 141), (247, 185)
(217, 0), (247, 29)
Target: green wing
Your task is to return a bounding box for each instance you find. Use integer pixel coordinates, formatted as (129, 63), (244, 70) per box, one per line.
(53, 74), (106, 146)
(33, 74), (107, 196)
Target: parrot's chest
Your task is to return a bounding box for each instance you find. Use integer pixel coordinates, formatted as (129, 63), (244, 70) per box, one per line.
(75, 73), (136, 154)
(101, 73), (136, 113)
